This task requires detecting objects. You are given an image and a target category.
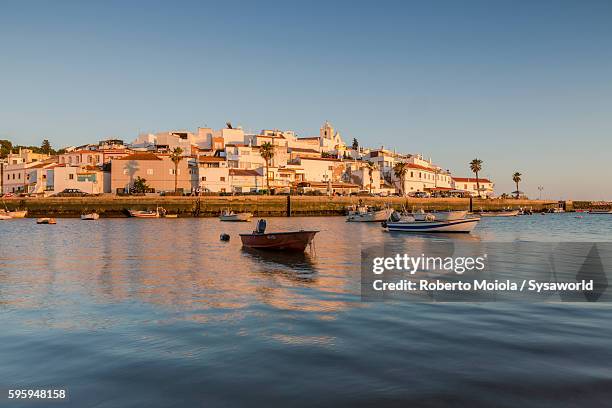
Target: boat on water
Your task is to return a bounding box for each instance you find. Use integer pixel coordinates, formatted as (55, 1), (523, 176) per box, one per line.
(589, 209), (612, 214)
(6, 210), (27, 218)
(37, 217), (57, 224)
(383, 212), (480, 233)
(128, 207), (161, 218)
(548, 207), (565, 213)
(81, 212), (100, 220)
(478, 209), (520, 217)
(239, 219), (318, 252)
(219, 210), (253, 222)
(346, 205), (393, 222)
(0, 213), (12, 220)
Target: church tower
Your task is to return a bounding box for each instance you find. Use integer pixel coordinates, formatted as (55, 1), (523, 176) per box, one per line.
(320, 121), (334, 140)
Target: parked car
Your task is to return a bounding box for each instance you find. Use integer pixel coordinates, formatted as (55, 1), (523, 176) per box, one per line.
(53, 189), (90, 197)
(410, 191), (430, 198)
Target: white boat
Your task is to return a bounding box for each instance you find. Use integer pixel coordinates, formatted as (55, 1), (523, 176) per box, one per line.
(6, 210), (27, 218)
(219, 210), (253, 222)
(589, 209), (612, 214)
(0, 214), (12, 220)
(384, 217), (481, 233)
(346, 205), (393, 222)
(37, 217), (57, 224)
(128, 208), (160, 218)
(81, 212), (100, 220)
(478, 210), (520, 217)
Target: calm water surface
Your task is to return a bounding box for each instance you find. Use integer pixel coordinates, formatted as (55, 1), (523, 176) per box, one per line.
(1, 214), (611, 407)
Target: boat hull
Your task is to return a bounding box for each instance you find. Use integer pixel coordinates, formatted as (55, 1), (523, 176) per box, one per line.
(81, 213), (100, 220)
(37, 218), (57, 224)
(347, 208), (393, 222)
(220, 212), (253, 222)
(8, 210), (27, 218)
(128, 210), (160, 218)
(385, 218), (480, 233)
(479, 210), (519, 217)
(0, 214), (11, 220)
(239, 231), (318, 251)
(590, 210), (612, 214)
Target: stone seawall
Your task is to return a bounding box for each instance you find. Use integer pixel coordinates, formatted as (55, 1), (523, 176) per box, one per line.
(3, 196), (562, 217)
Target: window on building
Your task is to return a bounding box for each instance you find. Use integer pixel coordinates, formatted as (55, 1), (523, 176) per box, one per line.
(17, 173), (20, 179)
(220, 177), (225, 182)
(147, 169), (153, 175)
(69, 174), (74, 180)
(123, 169), (128, 175)
(169, 169), (175, 175)
(201, 177), (206, 181)
(220, 188), (226, 193)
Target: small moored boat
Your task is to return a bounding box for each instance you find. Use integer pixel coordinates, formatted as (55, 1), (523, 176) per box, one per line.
(346, 205), (393, 222)
(478, 209), (520, 217)
(383, 211), (480, 233)
(37, 217), (57, 224)
(7, 210), (27, 218)
(81, 212), (100, 220)
(240, 219), (318, 252)
(219, 210), (253, 222)
(0, 213), (12, 220)
(589, 209), (612, 214)
(128, 207), (161, 218)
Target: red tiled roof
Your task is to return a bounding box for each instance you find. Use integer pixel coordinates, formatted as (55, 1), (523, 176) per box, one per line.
(406, 163), (435, 172)
(297, 156), (341, 162)
(452, 177), (492, 183)
(116, 152), (162, 161)
(289, 147), (320, 153)
(199, 156), (226, 162)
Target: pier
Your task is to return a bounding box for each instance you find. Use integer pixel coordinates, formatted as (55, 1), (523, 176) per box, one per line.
(3, 196), (562, 217)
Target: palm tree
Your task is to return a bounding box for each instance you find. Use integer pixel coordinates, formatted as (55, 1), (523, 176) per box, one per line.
(364, 161), (376, 194)
(170, 147), (183, 193)
(469, 158), (483, 198)
(259, 142), (274, 194)
(512, 172), (522, 199)
(393, 162), (408, 196)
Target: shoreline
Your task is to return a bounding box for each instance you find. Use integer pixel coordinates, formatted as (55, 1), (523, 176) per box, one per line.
(2, 196), (571, 217)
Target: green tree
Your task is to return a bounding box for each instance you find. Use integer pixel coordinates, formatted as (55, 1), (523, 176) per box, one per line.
(0, 139), (12, 158)
(170, 147), (184, 193)
(512, 172), (522, 199)
(352, 138), (359, 150)
(469, 158), (483, 198)
(41, 139), (51, 155)
(133, 176), (150, 193)
(259, 142), (275, 194)
(393, 162), (408, 196)
(365, 161), (376, 194)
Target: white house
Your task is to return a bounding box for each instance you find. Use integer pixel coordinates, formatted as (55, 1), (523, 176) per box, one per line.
(452, 177), (495, 197)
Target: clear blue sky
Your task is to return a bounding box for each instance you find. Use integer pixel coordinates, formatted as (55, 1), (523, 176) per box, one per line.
(1, 0), (611, 200)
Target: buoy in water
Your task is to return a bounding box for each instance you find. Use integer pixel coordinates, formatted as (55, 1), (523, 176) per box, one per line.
(220, 233), (230, 241)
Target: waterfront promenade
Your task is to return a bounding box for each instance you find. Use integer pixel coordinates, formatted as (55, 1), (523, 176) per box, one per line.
(3, 195), (564, 217)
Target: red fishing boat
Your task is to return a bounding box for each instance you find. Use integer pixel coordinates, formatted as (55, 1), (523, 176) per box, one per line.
(239, 220), (318, 252)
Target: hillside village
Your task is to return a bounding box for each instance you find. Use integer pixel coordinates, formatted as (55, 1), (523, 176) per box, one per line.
(0, 121), (494, 197)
